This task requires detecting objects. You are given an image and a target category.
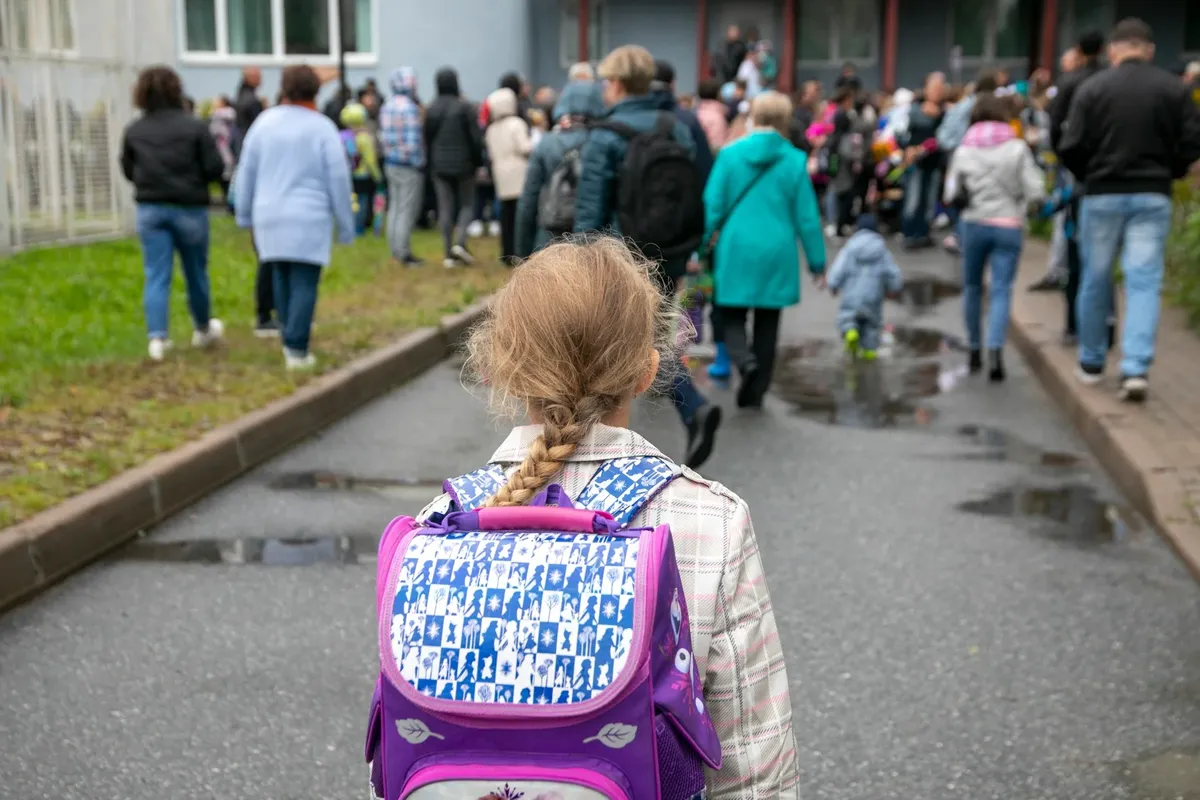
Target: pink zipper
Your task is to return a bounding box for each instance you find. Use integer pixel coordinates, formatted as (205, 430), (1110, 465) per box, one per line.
(401, 763), (630, 799)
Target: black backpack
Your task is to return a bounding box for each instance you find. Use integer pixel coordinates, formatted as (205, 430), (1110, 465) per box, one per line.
(593, 112), (704, 261)
(538, 142), (584, 235)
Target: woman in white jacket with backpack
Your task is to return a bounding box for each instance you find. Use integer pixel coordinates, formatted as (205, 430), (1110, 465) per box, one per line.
(484, 87), (532, 264)
(944, 92), (1045, 383)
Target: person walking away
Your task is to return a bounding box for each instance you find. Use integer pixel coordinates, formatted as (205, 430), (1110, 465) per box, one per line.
(380, 66), (426, 265)
(900, 72), (948, 249)
(827, 87), (872, 235)
(484, 87), (533, 264)
(696, 78), (730, 152)
(234, 65), (356, 370)
(827, 214), (902, 359)
(425, 67), (483, 267)
(718, 25), (747, 84)
(936, 69), (1000, 252)
(702, 90), (826, 408)
(515, 79), (604, 258)
(340, 102), (383, 235)
(652, 60), (714, 185)
(391, 237), (801, 799)
(575, 44), (721, 469)
(121, 66), (226, 362)
(944, 93), (1046, 382)
(736, 48), (763, 99)
(208, 96), (237, 212)
(233, 67), (277, 336)
(1058, 18), (1200, 402)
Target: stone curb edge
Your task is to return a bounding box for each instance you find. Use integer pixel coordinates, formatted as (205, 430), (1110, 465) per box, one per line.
(0, 298), (492, 612)
(1009, 313), (1200, 584)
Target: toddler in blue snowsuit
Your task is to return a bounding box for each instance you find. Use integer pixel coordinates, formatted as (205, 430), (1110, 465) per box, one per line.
(826, 214), (903, 358)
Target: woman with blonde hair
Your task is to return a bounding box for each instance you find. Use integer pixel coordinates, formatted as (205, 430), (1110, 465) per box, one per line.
(702, 91), (826, 407)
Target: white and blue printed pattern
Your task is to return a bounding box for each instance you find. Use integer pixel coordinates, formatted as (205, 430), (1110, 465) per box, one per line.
(390, 530), (641, 706)
(576, 457), (680, 527)
(443, 465), (507, 516)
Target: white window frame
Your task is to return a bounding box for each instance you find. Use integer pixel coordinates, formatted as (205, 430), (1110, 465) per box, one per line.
(559, 0), (606, 70)
(1184, 5), (1200, 58)
(1, 0), (79, 57)
(947, 0), (1032, 67)
(795, 0), (879, 67)
(177, 0), (378, 66)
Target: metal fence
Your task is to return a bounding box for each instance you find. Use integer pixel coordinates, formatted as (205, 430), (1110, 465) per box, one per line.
(0, 0), (173, 254)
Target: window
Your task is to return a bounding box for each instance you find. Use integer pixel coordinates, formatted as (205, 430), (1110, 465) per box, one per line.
(2, 0), (76, 53)
(180, 0), (376, 62)
(949, 0), (1033, 62)
(1186, 6), (1200, 54)
(796, 0), (877, 64)
(560, 0), (605, 68)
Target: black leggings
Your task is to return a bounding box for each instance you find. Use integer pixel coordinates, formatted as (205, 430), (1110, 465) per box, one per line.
(499, 198), (518, 263)
(717, 306), (782, 403)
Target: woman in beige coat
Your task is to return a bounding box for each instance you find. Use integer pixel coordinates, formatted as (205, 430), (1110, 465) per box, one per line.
(484, 87), (532, 263)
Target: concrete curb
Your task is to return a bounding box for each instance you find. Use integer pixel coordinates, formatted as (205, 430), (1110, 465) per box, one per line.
(1009, 284), (1200, 584)
(0, 298), (492, 612)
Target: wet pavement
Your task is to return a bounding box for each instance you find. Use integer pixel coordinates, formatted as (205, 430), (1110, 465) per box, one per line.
(2, 242), (1200, 799)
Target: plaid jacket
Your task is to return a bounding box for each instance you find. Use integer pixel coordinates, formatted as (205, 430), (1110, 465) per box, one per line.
(452, 424), (801, 798)
(379, 94), (425, 169)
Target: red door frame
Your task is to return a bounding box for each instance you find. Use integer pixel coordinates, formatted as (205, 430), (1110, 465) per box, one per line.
(696, 0), (710, 80)
(578, 0), (591, 63)
(1039, 0), (1058, 70)
(780, 0), (796, 93)
(882, 0), (899, 90)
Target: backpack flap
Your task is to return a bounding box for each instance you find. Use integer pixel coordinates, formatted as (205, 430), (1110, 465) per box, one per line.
(379, 508), (657, 723)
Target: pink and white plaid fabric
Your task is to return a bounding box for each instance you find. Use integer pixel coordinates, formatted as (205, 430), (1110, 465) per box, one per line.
(485, 424), (801, 798)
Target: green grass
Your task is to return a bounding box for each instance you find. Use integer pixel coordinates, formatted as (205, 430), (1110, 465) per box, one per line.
(0, 216), (508, 528)
(1166, 180), (1200, 330)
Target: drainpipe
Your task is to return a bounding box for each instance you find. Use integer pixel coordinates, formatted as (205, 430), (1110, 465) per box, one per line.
(882, 0), (899, 91)
(780, 0), (795, 93)
(578, 0), (590, 63)
(1040, 0), (1058, 72)
(696, 0), (709, 80)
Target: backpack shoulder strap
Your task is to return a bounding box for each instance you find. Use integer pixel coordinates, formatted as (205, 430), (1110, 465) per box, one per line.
(590, 119), (638, 140)
(654, 111), (677, 136)
(443, 464), (507, 513)
(575, 456), (680, 528)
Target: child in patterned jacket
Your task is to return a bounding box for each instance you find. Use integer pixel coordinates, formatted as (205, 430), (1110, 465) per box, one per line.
(427, 236), (802, 798)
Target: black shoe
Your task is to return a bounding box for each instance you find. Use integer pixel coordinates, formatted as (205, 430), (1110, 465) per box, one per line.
(988, 349), (1005, 382)
(1027, 275), (1065, 292)
(254, 319), (281, 339)
(401, 255), (425, 267)
(1118, 375), (1148, 403)
(1107, 318), (1117, 350)
(902, 236), (933, 251)
(968, 349), (982, 374)
(684, 404), (722, 470)
(736, 361), (761, 408)
(1076, 362), (1104, 385)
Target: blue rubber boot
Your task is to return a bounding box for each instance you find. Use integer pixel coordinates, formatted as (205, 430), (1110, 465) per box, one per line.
(708, 343), (731, 380)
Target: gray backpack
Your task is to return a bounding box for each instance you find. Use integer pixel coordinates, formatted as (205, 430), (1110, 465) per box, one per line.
(538, 143), (584, 235)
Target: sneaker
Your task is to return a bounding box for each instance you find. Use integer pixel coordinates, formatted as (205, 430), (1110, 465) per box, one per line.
(942, 234), (960, 254)
(487, 221), (502, 237)
(1118, 375), (1148, 403)
(824, 224), (838, 238)
(466, 220), (485, 238)
(443, 256), (464, 269)
(147, 338), (173, 361)
(1027, 275), (1065, 292)
(1076, 363), (1104, 385)
(684, 404), (723, 470)
(283, 348), (317, 370)
(451, 244), (476, 265)
(401, 255), (425, 267)
(254, 319), (281, 338)
(192, 318), (224, 348)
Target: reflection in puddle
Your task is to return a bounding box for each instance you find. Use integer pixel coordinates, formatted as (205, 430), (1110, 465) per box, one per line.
(950, 424), (1083, 468)
(900, 274), (963, 316)
(120, 535), (382, 565)
(956, 484), (1148, 544)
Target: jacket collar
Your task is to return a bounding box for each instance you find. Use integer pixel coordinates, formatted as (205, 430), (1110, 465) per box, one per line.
(489, 424), (670, 465)
(607, 95), (660, 116)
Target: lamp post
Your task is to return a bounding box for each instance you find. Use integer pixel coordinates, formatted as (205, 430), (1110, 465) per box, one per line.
(337, 0), (349, 103)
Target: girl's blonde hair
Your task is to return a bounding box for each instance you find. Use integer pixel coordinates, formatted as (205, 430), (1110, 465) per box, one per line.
(466, 237), (675, 507)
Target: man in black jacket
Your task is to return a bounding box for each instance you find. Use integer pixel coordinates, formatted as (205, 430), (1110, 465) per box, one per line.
(232, 66), (278, 335)
(234, 67), (263, 139)
(424, 67), (483, 266)
(1048, 30), (1104, 152)
(1058, 18), (1200, 402)
(651, 60), (714, 185)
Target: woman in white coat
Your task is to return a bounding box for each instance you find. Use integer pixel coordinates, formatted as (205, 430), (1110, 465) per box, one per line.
(484, 87), (533, 263)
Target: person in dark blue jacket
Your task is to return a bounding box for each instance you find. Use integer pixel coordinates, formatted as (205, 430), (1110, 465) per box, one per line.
(652, 60), (714, 185)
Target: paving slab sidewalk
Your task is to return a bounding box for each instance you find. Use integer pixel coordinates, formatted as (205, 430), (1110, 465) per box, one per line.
(1009, 239), (1200, 581)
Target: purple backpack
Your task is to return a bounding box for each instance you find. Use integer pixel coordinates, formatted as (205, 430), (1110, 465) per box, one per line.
(367, 456), (723, 799)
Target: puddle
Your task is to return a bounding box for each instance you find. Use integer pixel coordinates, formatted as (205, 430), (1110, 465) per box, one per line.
(268, 472), (442, 492)
(948, 424), (1084, 468)
(120, 534), (381, 565)
(900, 274), (963, 315)
(1116, 747), (1200, 800)
(956, 484), (1148, 544)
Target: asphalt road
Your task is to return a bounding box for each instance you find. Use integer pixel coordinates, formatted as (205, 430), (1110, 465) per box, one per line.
(2, 245), (1199, 800)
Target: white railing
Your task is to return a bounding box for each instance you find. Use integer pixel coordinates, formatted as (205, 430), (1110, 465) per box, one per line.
(0, 0), (173, 254)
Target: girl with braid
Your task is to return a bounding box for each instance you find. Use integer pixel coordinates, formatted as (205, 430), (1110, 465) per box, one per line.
(443, 236), (802, 798)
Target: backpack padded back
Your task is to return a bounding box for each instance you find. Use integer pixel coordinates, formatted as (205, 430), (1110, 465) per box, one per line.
(341, 129), (362, 171)
(598, 113), (704, 262)
(539, 144), (584, 235)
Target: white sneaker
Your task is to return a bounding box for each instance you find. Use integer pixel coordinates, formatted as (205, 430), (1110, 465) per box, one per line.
(443, 257), (463, 269)
(147, 338), (173, 361)
(192, 318), (225, 348)
(466, 220), (484, 238)
(451, 244), (476, 265)
(487, 221), (501, 237)
(283, 348), (317, 370)
(824, 224), (838, 238)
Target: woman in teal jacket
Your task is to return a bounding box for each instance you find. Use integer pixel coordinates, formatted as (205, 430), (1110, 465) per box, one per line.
(703, 90), (826, 408)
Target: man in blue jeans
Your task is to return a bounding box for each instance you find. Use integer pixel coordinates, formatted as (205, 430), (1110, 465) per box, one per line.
(1059, 18), (1200, 402)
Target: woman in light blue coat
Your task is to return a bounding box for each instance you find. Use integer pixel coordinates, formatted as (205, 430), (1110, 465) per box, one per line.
(702, 91), (826, 408)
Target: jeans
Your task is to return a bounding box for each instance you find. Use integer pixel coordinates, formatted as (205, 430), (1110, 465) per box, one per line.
(718, 306), (782, 403)
(961, 222), (1023, 350)
(901, 166), (940, 242)
(385, 164), (424, 259)
(269, 260), (323, 355)
(135, 204), (212, 339)
(433, 175), (477, 255)
(1077, 193), (1173, 377)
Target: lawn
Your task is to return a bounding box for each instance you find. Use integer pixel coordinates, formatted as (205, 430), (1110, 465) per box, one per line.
(0, 216), (508, 529)
(1166, 180), (1200, 330)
